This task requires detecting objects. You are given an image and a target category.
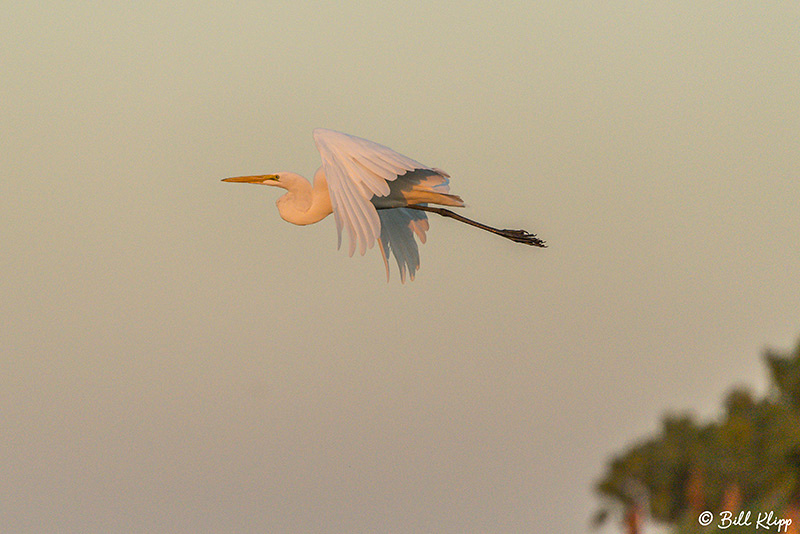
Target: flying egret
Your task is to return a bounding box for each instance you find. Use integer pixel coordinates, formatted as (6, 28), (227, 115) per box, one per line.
(223, 128), (545, 282)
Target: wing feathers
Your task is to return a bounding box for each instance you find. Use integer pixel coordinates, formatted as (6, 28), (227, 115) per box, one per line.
(313, 129), (454, 281)
(350, 157), (393, 196)
(336, 160), (377, 256)
(377, 208), (428, 283)
(314, 128), (434, 257)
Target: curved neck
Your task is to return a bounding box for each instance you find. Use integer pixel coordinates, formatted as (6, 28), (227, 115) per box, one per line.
(275, 169), (332, 226)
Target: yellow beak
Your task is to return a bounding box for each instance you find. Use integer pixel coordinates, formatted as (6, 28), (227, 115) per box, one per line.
(221, 174), (279, 183)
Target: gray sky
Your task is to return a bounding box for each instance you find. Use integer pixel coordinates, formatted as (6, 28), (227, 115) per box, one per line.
(2, 2), (799, 532)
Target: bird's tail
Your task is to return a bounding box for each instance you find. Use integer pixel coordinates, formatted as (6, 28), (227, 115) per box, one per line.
(405, 168), (465, 207)
(379, 168), (465, 209)
(420, 190), (465, 207)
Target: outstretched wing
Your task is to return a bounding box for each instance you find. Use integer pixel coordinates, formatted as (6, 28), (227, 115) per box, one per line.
(377, 208), (430, 283)
(313, 128), (433, 256)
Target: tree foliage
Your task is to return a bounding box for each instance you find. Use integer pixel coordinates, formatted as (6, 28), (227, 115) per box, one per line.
(594, 338), (800, 531)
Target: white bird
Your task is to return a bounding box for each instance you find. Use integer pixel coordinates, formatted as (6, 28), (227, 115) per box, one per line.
(223, 128), (545, 282)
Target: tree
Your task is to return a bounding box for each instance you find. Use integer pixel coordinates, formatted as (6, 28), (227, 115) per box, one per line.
(593, 337), (800, 532)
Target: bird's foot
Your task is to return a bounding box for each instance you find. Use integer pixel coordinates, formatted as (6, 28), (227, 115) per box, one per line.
(501, 229), (547, 247)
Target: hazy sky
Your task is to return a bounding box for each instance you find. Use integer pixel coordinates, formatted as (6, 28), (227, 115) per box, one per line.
(2, 2), (799, 532)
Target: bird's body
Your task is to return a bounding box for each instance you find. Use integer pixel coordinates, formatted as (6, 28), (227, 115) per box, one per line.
(223, 129), (544, 282)
(267, 167), (463, 227)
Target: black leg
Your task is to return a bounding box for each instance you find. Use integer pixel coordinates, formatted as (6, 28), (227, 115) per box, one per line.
(405, 205), (546, 247)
